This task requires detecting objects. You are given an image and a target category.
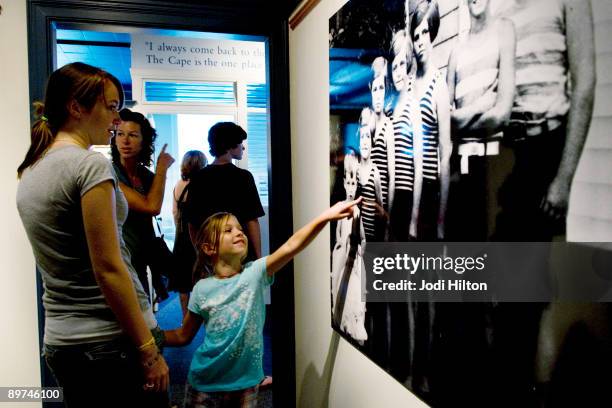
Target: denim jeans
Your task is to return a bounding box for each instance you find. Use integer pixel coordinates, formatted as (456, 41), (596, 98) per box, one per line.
(43, 329), (169, 408)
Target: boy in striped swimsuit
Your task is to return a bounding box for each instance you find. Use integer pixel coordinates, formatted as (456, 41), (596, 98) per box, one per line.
(447, 0), (516, 241)
(446, 0), (516, 241)
(358, 107), (385, 242)
(369, 56), (395, 234)
(437, 1), (516, 406)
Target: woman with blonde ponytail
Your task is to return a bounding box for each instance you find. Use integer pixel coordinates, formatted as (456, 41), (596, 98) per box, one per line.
(16, 62), (170, 407)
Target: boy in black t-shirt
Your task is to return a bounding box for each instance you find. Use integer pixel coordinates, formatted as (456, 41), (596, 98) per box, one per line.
(185, 122), (265, 263)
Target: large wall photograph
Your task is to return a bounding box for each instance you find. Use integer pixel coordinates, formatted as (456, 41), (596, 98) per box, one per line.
(329, 0), (612, 406)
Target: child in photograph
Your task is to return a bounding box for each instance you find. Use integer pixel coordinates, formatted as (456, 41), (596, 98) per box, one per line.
(389, 28), (422, 242)
(369, 56), (396, 223)
(163, 200), (360, 407)
(410, 0), (452, 241)
(446, 0), (515, 241)
(331, 152), (368, 345)
(358, 107), (386, 242)
(434, 4), (516, 405)
(407, 0), (452, 395)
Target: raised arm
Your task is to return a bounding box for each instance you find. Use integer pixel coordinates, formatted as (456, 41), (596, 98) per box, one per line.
(266, 198), (361, 276)
(119, 144), (175, 215)
(82, 180), (169, 391)
(543, 0), (596, 216)
(164, 311), (203, 346)
(468, 19), (516, 134)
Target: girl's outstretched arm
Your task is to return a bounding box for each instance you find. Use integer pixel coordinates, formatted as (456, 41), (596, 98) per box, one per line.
(266, 198), (362, 276)
(164, 311), (203, 346)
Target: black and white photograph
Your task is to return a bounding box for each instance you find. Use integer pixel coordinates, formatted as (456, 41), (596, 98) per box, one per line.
(330, 0), (612, 406)
(7, 0), (612, 406)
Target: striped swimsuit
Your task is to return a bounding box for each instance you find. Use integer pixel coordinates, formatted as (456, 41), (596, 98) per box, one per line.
(420, 71), (442, 182)
(359, 165), (380, 242)
(503, 0), (569, 127)
(392, 98), (415, 192)
(371, 115), (392, 209)
(454, 32), (502, 143)
(389, 91), (416, 241)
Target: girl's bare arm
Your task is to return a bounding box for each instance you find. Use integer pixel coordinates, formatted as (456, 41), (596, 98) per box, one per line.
(266, 198), (362, 276)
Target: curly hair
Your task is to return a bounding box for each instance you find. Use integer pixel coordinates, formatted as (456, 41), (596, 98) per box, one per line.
(111, 108), (157, 167)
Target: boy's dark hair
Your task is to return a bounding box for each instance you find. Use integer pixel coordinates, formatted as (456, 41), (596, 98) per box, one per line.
(208, 122), (247, 157)
(411, 0), (440, 43)
(111, 108), (157, 167)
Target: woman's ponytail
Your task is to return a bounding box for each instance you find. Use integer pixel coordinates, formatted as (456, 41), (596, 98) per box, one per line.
(17, 62), (125, 178)
(17, 102), (56, 178)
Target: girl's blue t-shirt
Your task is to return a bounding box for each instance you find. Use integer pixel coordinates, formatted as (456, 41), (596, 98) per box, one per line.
(187, 257), (272, 392)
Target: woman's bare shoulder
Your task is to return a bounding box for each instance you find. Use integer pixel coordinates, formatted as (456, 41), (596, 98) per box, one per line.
(173, 179), (190, 201)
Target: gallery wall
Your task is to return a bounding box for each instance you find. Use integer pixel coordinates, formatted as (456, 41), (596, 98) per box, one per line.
(0, 1), (43, 407)
(289, 0), (427, 406)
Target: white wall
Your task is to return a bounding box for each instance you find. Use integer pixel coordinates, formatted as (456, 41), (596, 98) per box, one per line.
(0, 0), (43, 407)
(289, 0), (428, 406)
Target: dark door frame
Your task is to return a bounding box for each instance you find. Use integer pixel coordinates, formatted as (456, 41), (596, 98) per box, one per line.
(27, 1), (295, 406)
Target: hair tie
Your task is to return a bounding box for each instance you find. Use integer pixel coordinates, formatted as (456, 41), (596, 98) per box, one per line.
(41, 115), (48, 122)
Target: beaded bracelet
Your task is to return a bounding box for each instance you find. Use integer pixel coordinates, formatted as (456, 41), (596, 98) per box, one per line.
(141, 351), (161, 368)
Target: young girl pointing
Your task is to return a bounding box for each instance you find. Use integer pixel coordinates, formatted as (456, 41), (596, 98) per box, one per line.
(164, 198), (361, 407)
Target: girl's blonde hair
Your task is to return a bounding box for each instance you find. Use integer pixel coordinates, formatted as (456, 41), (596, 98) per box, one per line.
(181, 150), (207, 181)
(192, 212), (240, 282)
(359, 107), (377, 139)
(390, 29), (414, 76)
(371, 56), (388, 80)
(344, 152), (359, 175)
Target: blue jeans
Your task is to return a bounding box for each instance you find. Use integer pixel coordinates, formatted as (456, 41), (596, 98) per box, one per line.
(43, 331), (169, 408)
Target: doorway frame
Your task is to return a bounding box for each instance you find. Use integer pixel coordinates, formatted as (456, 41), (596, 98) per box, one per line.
(27, 1), (295, 406)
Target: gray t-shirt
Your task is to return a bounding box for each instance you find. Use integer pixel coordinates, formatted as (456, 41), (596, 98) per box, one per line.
(17, 146), (156, 345)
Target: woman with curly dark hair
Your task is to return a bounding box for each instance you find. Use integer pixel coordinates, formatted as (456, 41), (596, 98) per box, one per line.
(111, 108), (175, 302)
